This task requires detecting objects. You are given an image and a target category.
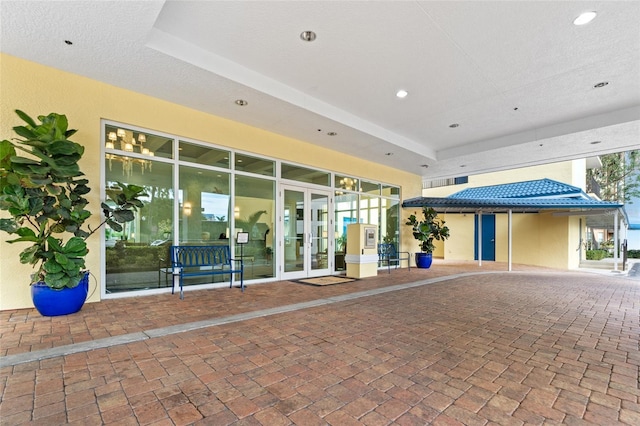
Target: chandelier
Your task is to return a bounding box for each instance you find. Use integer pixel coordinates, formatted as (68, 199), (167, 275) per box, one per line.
(105, 128), (154, 176)
(341, 177), (357, 190)
(335, 177), (358, 196)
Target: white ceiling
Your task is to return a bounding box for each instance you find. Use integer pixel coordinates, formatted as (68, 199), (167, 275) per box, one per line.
(2, 1), (639, 181)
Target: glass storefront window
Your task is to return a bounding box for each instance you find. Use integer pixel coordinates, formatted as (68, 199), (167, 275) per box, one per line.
(179, 140), (230, 169)
(359, 195), (379, 227)
(335, 175), (359, 192)
(282, 163), (330, 186)
(334, 192), (358, 271)
(361, 179), (380, 195)
(382, 184), (400, 199)
(179, 166), (230, 245)
(380, 199), (400, 245)
(105, 124), (172, 160)
(105, 157), (174, 293)
(234, 175), (276, 279)
(235, 153), (274, 176)
(104, 121), (405, 291)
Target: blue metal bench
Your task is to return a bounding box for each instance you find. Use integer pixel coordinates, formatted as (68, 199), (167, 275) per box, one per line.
(171, 245), (244, 299)
(378, 243), (411, 273)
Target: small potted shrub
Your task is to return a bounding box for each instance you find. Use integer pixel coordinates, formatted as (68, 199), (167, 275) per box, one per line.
(0, 110), (146, 316)
(405, 206), (450, 268)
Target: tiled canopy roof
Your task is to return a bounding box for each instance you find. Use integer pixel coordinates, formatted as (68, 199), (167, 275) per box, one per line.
(449, 178), (587, 200)
(403, 179), (623, 214)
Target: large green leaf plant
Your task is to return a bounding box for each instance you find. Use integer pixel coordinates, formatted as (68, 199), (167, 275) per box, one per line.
(0, 110), (146, 289)
(405, 206), (450, 253)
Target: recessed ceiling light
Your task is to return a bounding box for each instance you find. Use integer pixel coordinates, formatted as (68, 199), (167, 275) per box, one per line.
(573, 11), (597, 26)
(300, 31), (316, 42)
(396, 89), (408, 99)
(235, 99), (248, 106)
(449, 123), (459, 128)
(593, 81), (609, 88)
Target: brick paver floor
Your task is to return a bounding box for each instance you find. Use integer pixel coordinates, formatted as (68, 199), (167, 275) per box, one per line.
(1, 261), (638, 425)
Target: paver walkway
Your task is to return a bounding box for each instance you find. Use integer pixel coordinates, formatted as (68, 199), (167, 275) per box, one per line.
(1, 261), (638, 425)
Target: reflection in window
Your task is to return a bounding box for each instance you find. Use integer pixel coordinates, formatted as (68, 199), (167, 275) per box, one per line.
(381, 199), (400, 245)
(334, 192), (358, 271)
(282, 163), (330, 186)
(235, 175), (275, 279)
(105, 124), (172, 161)
(179, 166), (230, 245)
(235, 153), (274, 176)
(360, 180), (380, 195)
(381, 184), (400, 199)
(179, 140), (230, 169)
(335, 175), (358, 192)
(105, 157), (174, 293)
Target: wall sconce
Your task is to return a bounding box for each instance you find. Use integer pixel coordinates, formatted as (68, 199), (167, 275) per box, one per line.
(183, 202), (192, 216)
(234, 206), (240, 218)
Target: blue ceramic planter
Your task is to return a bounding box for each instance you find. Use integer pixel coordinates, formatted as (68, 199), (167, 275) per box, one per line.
(31, 272), (89, 316)
(415, 252), (433, 268)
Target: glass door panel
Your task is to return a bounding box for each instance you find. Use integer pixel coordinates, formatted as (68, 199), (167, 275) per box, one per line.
(310, 193), (329, 271)
(283, 189), (304, 274)
(282, 186), (331, 279)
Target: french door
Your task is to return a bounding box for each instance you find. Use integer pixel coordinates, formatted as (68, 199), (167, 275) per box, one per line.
(281, 185), (332, 280)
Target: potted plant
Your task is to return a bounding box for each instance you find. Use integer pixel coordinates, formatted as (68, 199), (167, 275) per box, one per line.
(405, 206), (450, 268)
(0, 110), (146, 316)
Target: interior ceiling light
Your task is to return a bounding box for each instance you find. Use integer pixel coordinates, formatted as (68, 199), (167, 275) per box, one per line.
(573, 11), (597, 26)
(235, 99), (248, 106)
(449, 123), (459, 128)
(593, 81), (609, 88)
(396, 89), (408, 98)
(300, 31), (316, 42)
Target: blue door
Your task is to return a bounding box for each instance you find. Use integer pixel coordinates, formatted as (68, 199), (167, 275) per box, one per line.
(474, 214), (496, 261)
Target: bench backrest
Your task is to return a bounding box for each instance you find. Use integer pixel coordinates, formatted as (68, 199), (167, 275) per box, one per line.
(378, 243), (398, 258)
(172, 245), (232, 268)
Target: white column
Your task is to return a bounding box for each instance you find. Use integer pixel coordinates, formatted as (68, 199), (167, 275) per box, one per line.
(478, 211), (483, 267)
(614, 210), (619, 271)
(508, 209), (512, 272)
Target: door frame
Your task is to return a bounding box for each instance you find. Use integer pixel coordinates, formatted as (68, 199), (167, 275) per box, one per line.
(279, 184), (333, 280)
(474, 213), (496, 261)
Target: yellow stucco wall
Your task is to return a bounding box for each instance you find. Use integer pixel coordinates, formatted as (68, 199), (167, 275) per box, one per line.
(0, 54), (421, 310)
(484, 213), (580, 269)
(424, 160), (586, 197)
(440, 214), (474, 260)
(421, 156), (588, 270)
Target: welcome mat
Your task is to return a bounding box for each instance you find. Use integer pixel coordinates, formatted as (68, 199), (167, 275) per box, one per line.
(297, 276), (356, 286)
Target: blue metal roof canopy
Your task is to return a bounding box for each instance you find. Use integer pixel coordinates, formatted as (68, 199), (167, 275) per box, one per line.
(403, 179), (623, 214)
(402, 179), (626, 271)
